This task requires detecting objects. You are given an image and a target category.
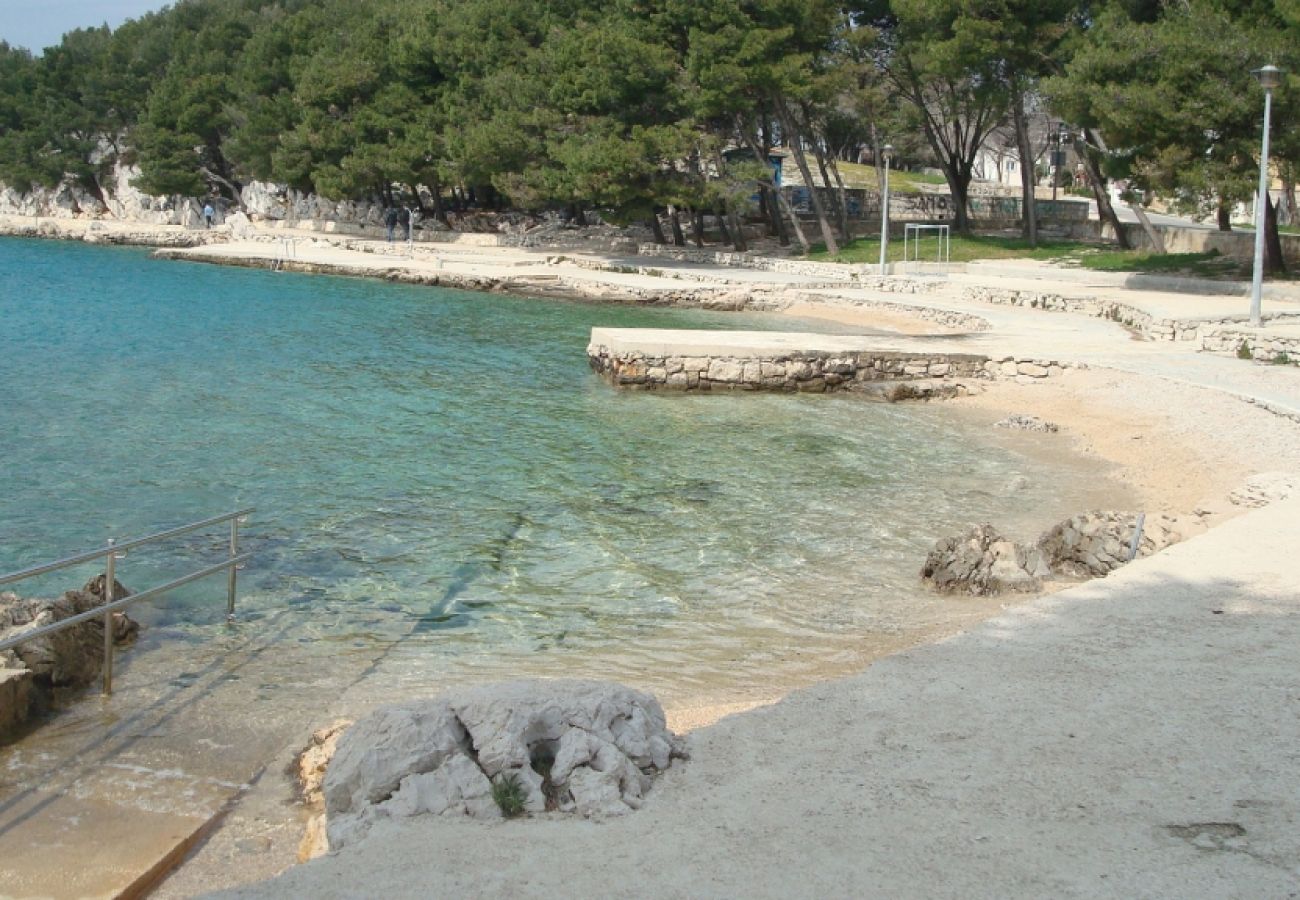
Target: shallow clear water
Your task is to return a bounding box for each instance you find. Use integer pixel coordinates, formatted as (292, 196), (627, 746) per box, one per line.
(1, 237), (1126, 712)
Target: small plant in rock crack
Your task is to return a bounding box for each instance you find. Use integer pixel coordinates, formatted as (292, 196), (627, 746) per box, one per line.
(492, 773), (528, 817)
(1237, 339), (1254, 360)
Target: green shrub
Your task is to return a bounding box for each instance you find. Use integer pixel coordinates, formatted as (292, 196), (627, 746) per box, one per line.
(1237, 340), (1254, 360)
(492, 773), (528, 817)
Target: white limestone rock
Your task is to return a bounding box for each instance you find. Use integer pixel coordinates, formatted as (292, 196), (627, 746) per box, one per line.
(1038, 511), (1183, 578)
(994, 415), (1059, 433)
(920, 524), (1048, 596)
(1228, 472), (1298, 509)
(321, 680), (686, 851)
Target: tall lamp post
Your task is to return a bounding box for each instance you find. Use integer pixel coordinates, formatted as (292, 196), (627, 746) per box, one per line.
(1250, 64), (1283, 327)
(879, 144), (894, 273)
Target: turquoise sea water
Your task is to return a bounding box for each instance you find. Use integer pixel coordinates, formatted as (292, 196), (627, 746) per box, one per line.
(0, 237), (1125, 707)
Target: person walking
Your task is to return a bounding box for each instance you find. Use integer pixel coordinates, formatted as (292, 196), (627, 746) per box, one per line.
(203, 201), (215, 229)
(399, 206), (411, 242)
(384, 206), (399, 243)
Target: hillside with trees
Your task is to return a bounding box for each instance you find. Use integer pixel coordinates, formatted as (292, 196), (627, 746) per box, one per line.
(0, 0), (1295, 261)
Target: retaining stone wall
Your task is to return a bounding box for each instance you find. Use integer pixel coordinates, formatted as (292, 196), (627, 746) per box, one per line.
(962, 285), (1300, 361)
(1200, 327), (1300, 364)
(588, 346), (1069, 393)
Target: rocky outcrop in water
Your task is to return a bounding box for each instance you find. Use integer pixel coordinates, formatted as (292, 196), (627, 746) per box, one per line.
(0, 576), (138, 739)
(320, 680), (686, 852)
(922, 511), (1188, 595)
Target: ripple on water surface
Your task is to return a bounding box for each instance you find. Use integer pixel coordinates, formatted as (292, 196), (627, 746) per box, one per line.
(0, 237), (1127, 717)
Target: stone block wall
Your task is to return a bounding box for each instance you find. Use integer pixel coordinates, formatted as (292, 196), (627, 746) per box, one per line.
(961, 285), (1300, 362)
(588, 346), (1069, 393)
(1200, 326), (1300, 364)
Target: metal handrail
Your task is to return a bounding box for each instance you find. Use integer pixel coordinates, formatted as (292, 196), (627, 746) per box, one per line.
(0, 508), (253, 694)
(0, 507), (254, 586)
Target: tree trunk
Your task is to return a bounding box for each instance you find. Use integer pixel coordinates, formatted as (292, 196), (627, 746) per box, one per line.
(739, 119), (806, 251)
(716, 207), (732, 245)
(1217, 199), (1232, 232)
(710, 149), (748, 253)
(1129, 202), (1166, 254)
(775, 96), (838, 254)
(429, 174), (449, 226)
(827, 157), (854, 245)
(669, 206), (685, 246)
(649, 212), (667, 244)
(934, 159), (974, 234)
(801, 102), (850, 245)
(1010, 86), (1038, 246)
(1075, 129), (1129, 250)
(1278, 171), (1297, 227)
(1265, 192), (1286, 275)
(726, 201), (747, 252)
(199, 165), (242, 202)
(693, 208), (705, 247)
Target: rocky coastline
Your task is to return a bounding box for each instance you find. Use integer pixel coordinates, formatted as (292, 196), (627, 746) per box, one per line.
(0, 575), (138, 740)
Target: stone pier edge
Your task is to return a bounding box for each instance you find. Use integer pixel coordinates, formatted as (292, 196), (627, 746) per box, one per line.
(587, 343), (1068, 395)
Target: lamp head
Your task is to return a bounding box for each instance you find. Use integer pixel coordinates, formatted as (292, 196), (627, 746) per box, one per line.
(1253, 64), (1284, 91)
(882, 144), (894, 163)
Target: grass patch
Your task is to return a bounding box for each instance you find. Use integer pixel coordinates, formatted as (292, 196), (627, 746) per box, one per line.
(809, 234), (1292, 280)
(809, 233), (1095, 265)
(1073, 249), (1241, 278)
(491, 773), (528, 818)
(827, 160), (948, 193)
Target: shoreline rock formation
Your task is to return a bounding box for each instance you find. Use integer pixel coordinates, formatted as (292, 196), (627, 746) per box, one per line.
(317, 680), (686, 854)
(0, 575), (139, 740)
(922, 511), (1187, 596)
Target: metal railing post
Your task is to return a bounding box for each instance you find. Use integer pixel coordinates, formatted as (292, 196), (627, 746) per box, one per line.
(227, 517), (239, 623)
(103, 539), (116, 696)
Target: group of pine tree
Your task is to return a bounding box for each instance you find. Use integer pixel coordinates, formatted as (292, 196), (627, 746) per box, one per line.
(0, 0), (1296, 258)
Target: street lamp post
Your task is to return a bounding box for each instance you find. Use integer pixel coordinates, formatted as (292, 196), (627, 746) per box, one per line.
(879, 144), (894, 273)
(1250, 64), (1283, 327)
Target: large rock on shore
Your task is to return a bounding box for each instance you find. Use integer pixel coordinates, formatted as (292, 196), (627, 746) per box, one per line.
(1038, 512), (1183, 578)
(321, 680), (686, 852)
(922, 511), (1187, 595)
(920, 524), (1051, 596)
(0, 576), (138, 739)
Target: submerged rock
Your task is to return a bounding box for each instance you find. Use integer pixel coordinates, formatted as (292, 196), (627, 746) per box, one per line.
(320, 680), (687, 852)
(0, 576), (138, 740)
